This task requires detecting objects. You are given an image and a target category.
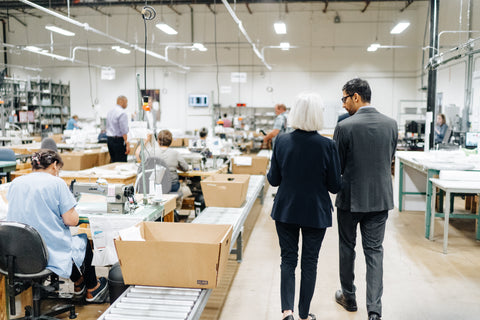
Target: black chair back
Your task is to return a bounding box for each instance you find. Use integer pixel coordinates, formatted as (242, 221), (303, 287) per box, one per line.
(0, 221), (48, 276)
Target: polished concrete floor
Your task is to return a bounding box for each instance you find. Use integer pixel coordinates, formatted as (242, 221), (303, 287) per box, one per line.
(36, 185), (480, 320)
(220, 186), (480, 320)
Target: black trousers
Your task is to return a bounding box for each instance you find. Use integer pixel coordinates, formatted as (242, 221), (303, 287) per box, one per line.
(107, 136), (127, 163)
(275, 221), (326, 319)
(337, 208), (388, 316)
(70, 240), (97, 289)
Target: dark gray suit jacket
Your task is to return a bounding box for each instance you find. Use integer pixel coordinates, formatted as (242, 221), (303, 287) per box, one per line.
(333, 107), (398, 213)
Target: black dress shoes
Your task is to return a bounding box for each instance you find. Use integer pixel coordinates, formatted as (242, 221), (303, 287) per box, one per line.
(335, 290), (358, 312)
(282, 315), (294, 320)
(368, 312), (381, 320)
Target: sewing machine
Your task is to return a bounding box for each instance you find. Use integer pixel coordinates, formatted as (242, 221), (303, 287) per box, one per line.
(70, 179), (135, 214)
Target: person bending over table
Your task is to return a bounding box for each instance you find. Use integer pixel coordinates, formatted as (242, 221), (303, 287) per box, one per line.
(7, 149), (108, 303)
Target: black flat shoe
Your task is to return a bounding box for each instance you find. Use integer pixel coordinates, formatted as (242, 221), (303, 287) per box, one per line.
(308, 313), (316, 320)
(335, 290), (357, 312)
(282, 315), (294, 320)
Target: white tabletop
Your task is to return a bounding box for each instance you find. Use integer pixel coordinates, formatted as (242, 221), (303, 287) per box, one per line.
(396, 150), (480, 171)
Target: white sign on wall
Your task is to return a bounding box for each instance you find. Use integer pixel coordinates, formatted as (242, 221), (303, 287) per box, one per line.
(220, 86), (232, 94)
(101, 67), (116, 80)
(231, 72), (247, 83)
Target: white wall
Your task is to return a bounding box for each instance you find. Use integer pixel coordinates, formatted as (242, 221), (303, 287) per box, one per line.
(7, 1), (478, 131)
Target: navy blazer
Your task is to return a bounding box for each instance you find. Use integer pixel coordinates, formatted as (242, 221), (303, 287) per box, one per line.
(267, 129), (341, 228)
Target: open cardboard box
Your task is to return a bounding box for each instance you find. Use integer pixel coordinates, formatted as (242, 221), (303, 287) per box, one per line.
(232, 156), (269, 175)
(201, 174), (250, 207)
(114, 222), (233, 289)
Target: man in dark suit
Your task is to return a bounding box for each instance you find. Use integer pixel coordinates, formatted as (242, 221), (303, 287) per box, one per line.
(333, 78), (398, 320)
(337, 112), (350, 123)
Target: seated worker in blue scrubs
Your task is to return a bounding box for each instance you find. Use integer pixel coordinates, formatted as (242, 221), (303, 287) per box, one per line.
(66, 115), (80, 130)
(7, 149), (108, 303)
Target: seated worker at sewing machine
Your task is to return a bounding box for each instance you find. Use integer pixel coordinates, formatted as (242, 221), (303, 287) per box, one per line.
(6, 149), (109, 303)
(135, 130), (189, 192)
(189, 127), (212, 160)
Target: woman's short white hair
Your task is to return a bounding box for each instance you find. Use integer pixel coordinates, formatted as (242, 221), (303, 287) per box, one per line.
(288, 92), (324, 131)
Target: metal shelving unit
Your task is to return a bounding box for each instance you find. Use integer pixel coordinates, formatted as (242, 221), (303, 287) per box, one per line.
(27, 78), (71, 134)
(0, 78), (27, 136)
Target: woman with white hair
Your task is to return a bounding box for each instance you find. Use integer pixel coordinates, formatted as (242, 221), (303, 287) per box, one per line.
(267, 92), (341, 320)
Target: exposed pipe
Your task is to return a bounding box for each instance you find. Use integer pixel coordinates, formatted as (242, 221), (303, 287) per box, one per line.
(0, 63), (42, 72)
(191, 6), (194, 44)
(426, 0), (439, 150)
(220, 0), (271, 70)
(1, 19), (7, 74)
(462, 0), (474, 132)
(18, 0), (189, 70)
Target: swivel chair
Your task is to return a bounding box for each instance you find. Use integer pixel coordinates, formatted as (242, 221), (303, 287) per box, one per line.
(135, 157), (183, 221)
(0, 148), (16, 184)
(0, 148), (15, 161)
(0, 221), (76, 319)
(135, 157), (172, 195)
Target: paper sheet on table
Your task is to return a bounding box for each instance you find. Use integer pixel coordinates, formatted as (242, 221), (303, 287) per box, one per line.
(234, 156), (252, 166)
(88, 215), (143, 266)
(118, 225), (145, 241)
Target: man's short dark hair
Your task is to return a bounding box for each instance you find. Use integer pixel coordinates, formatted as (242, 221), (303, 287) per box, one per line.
(199, 127), (208, 138)
(343, 78), (371, 103)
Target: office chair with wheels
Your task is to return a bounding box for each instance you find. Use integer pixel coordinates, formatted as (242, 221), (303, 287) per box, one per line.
(135, 157), (184, 221)
(0, 148), (16, 184)
(0, 221), (76, 319)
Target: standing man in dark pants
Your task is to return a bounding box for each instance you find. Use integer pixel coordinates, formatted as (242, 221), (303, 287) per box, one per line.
(333, 78), (398, 320)
(106, 95), (130, 162)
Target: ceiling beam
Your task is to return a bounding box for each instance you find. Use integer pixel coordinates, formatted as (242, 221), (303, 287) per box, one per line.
(88, 6), (112, 17)
(361, 0), (371, 13)
(400, 0), (415, 12)
(0, 0), (429, 11)
(245, 3), (253, 15)
(206, 3), (216, 15)
(14, 8), (42, 19)
(168, 5), (182, 16)
(5, 13), (27, 27)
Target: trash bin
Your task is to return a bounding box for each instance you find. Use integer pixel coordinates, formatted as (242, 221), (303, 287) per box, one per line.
(108, 262), (128, 304)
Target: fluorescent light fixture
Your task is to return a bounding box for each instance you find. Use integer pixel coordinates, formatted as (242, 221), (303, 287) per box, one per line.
(274, 21), (287, 35)
(25, 45), (44, 52)
(280, 42), (290, 50)
(155, 23), (178, 35)
(390, 21), (410, 34)
(112, 46), (131, 54)
(367, 43), (381, 52)
(193, 43), (207, 52)
(45, 25), (75, 37)
(24, 46), (69, 61)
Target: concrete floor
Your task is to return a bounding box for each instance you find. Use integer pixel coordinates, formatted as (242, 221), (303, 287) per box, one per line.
(39, 185), (480, 320)
(220, 186), (480, 320)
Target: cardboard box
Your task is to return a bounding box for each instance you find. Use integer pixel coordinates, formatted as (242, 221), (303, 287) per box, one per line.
(201, 174), (250, 207)
(91, 149), (110, 166)
(61, 151), (98, 171)
(232, 156), (269, 175)
(170, 138), (183, 147)
(115, 222), (233, 289)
